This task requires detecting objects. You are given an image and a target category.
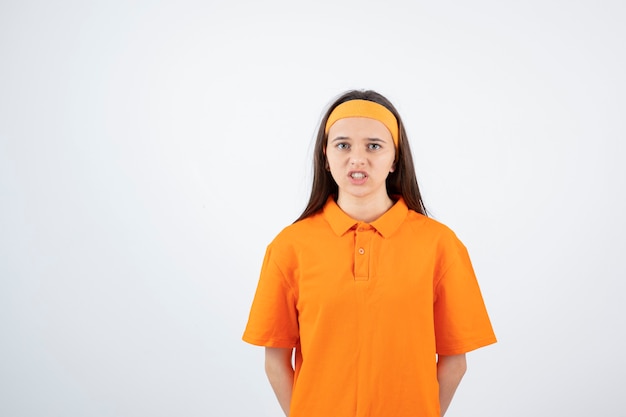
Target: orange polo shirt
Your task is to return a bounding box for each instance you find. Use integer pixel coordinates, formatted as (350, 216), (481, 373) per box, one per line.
(243, 197), (496, 417)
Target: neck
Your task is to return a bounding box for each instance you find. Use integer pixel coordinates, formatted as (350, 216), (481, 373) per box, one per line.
(336, 192), (394, 223)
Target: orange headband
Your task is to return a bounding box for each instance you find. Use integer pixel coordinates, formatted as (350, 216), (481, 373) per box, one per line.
(325, 99), (399, 146)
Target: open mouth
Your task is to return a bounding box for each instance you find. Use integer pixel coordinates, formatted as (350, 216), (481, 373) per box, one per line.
(350, 172), (367, 179)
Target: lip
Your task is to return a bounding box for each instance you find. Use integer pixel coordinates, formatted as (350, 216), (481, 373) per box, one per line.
(348, 170), (368, 185)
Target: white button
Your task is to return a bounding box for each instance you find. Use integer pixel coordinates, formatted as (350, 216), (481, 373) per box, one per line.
(358, 248), (365, 255)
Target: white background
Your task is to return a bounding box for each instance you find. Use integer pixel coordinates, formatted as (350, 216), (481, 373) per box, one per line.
(1, 1), (625, 416)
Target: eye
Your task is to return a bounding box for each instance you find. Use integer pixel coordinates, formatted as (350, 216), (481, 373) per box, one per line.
(368, 143), (382, 150)
(336, 142), (350, 150)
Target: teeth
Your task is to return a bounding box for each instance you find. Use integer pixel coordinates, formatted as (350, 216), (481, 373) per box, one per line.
(351, 172), (365, 179)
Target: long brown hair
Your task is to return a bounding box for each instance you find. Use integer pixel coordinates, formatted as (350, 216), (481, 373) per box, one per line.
(295, 90), (427, 222)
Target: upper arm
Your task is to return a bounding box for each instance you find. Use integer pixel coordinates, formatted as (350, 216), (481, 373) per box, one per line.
(437, 353), (467, 373)
(265, 347), (294, 370)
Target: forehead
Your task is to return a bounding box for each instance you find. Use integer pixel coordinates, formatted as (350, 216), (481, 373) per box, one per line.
(327, 117), (393, 141)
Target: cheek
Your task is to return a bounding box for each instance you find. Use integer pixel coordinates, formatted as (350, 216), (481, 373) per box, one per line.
(326, 160), (341, 177)
(325, 153), (343, 169)
(325, 157), (345, 182)
(379, 154), (396, 170)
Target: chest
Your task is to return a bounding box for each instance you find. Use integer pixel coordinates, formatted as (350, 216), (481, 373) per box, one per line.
(293, 229), (439, 314)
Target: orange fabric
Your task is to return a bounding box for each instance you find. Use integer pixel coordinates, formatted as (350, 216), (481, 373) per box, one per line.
(243, 197), (496, 417)
(325, 99), (399, 146)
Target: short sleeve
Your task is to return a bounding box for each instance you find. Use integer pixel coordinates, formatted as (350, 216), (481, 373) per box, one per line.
(433, 236), (497, 355)
(242, 244), (299, 348)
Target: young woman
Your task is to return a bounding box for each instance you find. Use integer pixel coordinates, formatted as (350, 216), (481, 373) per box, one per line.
(243, 90), (496, 417)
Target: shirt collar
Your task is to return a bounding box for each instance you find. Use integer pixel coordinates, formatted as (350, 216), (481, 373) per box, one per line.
(371, 197), (409, 238)
(322, 196), (409, 238)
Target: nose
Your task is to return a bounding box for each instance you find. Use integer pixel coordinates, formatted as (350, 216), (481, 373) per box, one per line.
(349, 148), (366, 166)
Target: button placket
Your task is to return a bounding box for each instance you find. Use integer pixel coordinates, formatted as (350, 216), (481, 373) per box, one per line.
(354, 224), (372, 281)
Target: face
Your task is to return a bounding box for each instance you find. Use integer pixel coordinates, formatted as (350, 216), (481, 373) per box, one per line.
(326, 117), (396, 203)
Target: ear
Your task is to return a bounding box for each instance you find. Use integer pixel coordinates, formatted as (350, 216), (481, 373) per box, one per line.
(389, 163), (396, 173)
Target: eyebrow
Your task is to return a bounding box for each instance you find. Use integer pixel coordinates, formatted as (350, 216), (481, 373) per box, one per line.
(330, 136), (387, 143)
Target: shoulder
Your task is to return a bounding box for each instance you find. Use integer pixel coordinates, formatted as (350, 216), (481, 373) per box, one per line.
(405, 211), (460, 240)
(261, 212), (330, 271)
(268, 211), (328, 250)
(402, 211), (471, 262)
